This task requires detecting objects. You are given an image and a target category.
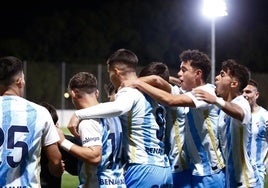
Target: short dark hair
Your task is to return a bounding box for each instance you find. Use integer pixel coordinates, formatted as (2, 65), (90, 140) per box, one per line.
(40, 102), (58, 125)
(68, 72), (97, 95)
(179, 49), (211, 82)
(139, 62), (170, 82)
(222, 59), (250, 92)
(247, 79), (258, 89)
(106, 48), (138, 70)
(0, 56), (23, 86)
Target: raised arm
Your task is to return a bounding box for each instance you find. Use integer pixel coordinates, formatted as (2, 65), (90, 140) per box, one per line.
(193, 88), (245, 121)
(139, 75), (171, 93)
(68, 88), (134, 137)
(122, 79), (194, 107)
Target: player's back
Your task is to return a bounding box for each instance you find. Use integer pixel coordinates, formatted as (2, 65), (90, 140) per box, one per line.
(117, 87), (169, 167)
(250, 106), (268, 165)
(98, 117), (126, 187)
(0, 96), (58, 187)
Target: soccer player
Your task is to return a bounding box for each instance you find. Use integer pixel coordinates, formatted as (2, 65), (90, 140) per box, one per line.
(165, 84), (191, 188)
(138, 62), (170, 143)
(243, 79), (268, 187)
(58, 72), (126, 187)
(139, 61), (191, 188)
(121, 49), (226, 187)
(0, 56), (64, 187)
(67, 49), (172, 188)
(194, 59), (260, 187)
(40, 102), (81, 188)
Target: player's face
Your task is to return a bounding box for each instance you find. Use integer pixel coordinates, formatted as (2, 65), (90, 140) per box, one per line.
(177, 61), (198, 92)
(214, 69), (233, 98)
(242, 84), (258, 106)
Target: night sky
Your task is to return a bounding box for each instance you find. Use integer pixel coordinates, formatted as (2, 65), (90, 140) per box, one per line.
(1, 0), (267, 37)
(1, 0), (268, 66)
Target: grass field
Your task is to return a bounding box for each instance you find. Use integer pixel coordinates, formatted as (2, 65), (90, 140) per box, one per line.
(62, 173), (79, 188)
(61, 173), (268, 188)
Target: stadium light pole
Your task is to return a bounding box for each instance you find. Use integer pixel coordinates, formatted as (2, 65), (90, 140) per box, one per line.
(202, 0), (228, 84)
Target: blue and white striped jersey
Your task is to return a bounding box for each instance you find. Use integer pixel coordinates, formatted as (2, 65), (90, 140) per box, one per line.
(78, 117), (125, 188)
(76, 87), (169, 168)
(0, 96), (59, 187)
(249, 106), (268, 181)
(165, 85), (190, 173)
(116, 87), (169, 167)
(184, 84), (225, 176)
(218, 95), (259, 188)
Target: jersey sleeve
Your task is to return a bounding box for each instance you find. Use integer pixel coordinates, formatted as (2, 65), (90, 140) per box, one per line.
(232, 95), (251, 125)
(75, 87), (136, 120)
(79, 119), (103, 147)
(185, 84), (216, 108)
(42, 109), (60, 146)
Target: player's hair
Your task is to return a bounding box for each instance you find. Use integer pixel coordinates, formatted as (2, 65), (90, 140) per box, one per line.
(139, 62), (170, 82)
(179, 49), (211, 82)
(106, 49), (138, 72)
(222, 59), (250, 92)
(68, 72), (97, 95)
(0, 56), (23, 86)
(40, 102), (58, 125)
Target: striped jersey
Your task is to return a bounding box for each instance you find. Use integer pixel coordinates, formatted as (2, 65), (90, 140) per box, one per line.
(165, 85), (190, 173)
(78, 117), (125, 188)
(218, 95), (259, 187)
(76, 87), (169, 168)
(0, 96), (59, 187)
(249, 106), (268, 180)
(184, 84), (225, 176)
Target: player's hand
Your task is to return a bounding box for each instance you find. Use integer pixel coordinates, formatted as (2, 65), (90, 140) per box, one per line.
(67, 113), (80, 138)
(192, 88), (216, 104)
(56, 128), (66, 144)
(61, 160), (65, 174)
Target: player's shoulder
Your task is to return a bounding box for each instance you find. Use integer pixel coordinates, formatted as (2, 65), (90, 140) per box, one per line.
(259, 106), (268, 115)
(24, 99), (52, 118)
(198, 83), (216, 93)
(118, 86), (143, 97)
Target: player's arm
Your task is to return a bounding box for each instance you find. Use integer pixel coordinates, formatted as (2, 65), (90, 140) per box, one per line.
(44, 143), (65, 177)
(42, 113), (65, 177)
(169, 76), (181, 86)
(58, 126), (101, 165)
(193, 88), (244, 121)
(68, 90), (134, 137)
(121, 78), (195, 107)
(138, 75), (171, 93)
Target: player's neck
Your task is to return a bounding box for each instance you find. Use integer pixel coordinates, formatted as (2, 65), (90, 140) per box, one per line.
(2, 88), (20, 97)
(252, 104), (259, 113)
(76, 97), (99, 109)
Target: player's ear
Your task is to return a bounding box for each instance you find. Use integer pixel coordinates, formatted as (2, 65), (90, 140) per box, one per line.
(255, 91), (260, 100)
(16, 77), (24, 88)
(71, 90), (77, 98)
(95, 89), (99, 98)
(195, 69), (202, 78)
(230, 80), (238, 88)
(114, 67), (121, 75)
